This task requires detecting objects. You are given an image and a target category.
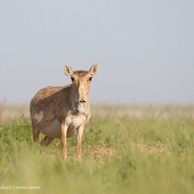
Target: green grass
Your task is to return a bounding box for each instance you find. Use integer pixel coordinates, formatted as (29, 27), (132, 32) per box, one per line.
(0, 106), (194, 194)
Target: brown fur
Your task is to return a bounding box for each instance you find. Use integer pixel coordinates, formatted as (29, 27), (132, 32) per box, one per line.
(30, 64), (98, 158)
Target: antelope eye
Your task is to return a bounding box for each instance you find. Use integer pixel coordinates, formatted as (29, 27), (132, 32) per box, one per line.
(89, 77), (92, 81)
(71, 77), (75, 82)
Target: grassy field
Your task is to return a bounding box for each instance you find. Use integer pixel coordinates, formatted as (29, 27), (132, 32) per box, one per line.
(0, 105), (194, 194)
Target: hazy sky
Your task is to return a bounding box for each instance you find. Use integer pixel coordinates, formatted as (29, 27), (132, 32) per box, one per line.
(0, 0), (194, 104)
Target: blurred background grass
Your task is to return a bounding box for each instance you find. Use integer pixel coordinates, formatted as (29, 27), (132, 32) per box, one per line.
(0, 104), (194, 194)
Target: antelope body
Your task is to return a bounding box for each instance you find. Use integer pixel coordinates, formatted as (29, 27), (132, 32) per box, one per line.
(30, 64), (98, 158)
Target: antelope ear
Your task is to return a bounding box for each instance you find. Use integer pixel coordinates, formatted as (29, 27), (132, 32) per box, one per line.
(64, 65), (74, 76)
(89, 64), (98, 75)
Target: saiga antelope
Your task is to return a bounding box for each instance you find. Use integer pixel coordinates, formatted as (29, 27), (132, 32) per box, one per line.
(30, 64), (98, 158)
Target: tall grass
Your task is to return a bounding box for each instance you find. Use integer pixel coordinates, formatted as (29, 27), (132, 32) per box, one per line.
(0, 105), (194, 194)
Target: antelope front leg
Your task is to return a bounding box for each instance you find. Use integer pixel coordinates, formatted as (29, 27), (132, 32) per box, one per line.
(77, 124), (85, 158)
(61, 121), (68, 159)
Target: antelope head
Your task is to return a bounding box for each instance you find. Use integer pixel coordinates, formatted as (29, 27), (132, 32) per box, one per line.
(64, 64), (98, 110)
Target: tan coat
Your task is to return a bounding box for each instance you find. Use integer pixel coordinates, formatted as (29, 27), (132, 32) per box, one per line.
(30, 64), (98, 158)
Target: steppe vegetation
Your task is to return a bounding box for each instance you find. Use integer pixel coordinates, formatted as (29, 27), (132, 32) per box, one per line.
(0, 104), (194, 194)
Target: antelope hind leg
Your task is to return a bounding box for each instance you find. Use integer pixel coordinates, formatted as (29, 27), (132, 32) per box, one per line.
(41, 136), (54, 147)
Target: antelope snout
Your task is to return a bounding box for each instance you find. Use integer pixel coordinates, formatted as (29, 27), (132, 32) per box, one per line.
(79, 100), (86, 103)
(78, 93), (87, 104)
(77, 87), (87, 104)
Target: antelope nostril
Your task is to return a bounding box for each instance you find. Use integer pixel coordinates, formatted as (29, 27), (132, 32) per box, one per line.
(79, 100), (86, 103)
